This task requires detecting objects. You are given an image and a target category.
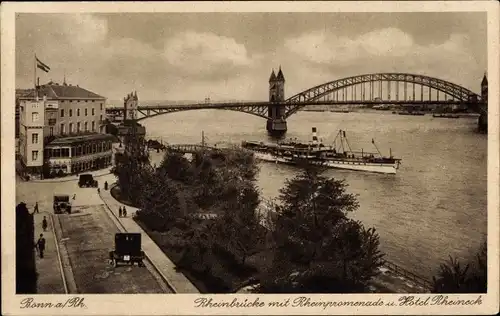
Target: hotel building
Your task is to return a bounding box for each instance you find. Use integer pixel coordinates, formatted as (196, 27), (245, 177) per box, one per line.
(18, 81), (115, 178)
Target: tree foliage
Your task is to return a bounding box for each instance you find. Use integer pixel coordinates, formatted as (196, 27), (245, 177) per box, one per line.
(134, 168), (181, 232)
(211, 182), (266, 265)
(432, 241), (487, 293)
(115, 125), (151, 205)
(16, 202), (37, 294)
(256, 165), (384, 293)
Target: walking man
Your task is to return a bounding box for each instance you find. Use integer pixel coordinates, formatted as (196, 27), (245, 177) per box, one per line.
(36, 234), (46, 259)
(42, 216), (48, 232)
(122, 206), (127, 218)
(34, 202), (39, 214)
(72, 194), (76, 200)
(119, 207), (122, 218)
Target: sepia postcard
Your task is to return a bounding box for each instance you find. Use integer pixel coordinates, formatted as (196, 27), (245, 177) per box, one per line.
(1, 1), (499, 315)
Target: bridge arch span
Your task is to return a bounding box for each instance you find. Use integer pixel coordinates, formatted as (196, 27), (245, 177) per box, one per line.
(284, 73), (481, 118)
(135, 106), (269, 122)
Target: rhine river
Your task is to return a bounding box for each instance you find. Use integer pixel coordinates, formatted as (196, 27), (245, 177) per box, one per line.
(142, 109), (487, 279)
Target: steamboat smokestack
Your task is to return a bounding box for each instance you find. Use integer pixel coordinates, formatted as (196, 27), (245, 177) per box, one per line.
(312, 127), (318, 145)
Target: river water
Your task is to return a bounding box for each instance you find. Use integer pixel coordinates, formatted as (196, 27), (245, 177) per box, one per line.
(142, 109), (487, 279)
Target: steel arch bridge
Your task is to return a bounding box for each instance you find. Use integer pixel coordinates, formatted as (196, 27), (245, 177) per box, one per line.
(105, 72), (483, 122)
(282, 73), (482, 118)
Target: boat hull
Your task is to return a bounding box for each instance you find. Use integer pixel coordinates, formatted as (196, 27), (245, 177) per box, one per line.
(253, 152), (399, 174)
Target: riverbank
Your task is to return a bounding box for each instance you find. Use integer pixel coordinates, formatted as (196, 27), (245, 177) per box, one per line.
(115, 147), (432, 293)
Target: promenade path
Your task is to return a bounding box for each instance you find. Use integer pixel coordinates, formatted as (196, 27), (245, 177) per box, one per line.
(98, 177), (199, 294)
(16, 174), (170, 294)
(33, 211), (66, 294)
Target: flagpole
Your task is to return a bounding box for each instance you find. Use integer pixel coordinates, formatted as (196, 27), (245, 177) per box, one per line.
(34, 53), (38, 100)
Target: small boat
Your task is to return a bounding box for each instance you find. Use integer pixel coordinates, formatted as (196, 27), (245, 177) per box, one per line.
(242, 128), (401, 174)
(303, 109), (326, 112)
(398, 111), (425, 116)
(432, 114), (460, 119)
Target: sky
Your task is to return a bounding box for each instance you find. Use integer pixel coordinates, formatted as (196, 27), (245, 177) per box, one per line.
(16, 12), (487, 103)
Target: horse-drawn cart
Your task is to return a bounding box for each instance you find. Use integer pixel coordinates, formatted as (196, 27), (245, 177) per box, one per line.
(109, 233), (145, 267)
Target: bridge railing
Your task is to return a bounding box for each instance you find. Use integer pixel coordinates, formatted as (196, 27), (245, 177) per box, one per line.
(383, 260), (433, 291)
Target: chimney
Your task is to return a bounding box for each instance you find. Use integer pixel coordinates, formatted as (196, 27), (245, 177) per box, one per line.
(312, 127), (318, 145)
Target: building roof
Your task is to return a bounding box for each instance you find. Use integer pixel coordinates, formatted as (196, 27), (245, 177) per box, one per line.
(269, 69), (277, 83)
(276, 66), (285, 81)
(46, 133), (116, 146)
(19, 82), (105, 100)
(482, 73), (488, 85)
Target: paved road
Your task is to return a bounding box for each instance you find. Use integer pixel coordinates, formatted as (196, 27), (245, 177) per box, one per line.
(16, 175), (169, 294)
(58, 204), (166, 293)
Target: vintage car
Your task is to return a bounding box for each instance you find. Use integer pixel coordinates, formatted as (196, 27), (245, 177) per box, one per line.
(53, 194), (72, 214)
(78, 174), (98, 188)
(109, 233), (145, 267)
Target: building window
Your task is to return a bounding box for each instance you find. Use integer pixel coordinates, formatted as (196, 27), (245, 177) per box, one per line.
(77, 109), (80, 116)
(60, 109), (64, 117)
(32, 150), (38, 161)
(100, 115), (103, 122)
(85, 108), (88, 116)
(69, 109), (73, 117)
(32, 133), (38, 144)
(84, 122), (88, 131)
(77, 122), (81, 132)
(100, 103), (103, 111)
(69, 123), (73, 134)
(92, 108), (95, 115)
(91, 121), (95, 131)
(49, 127), (54, 136)
(60, 123), (65, 134)
(31, 112), (39, 122)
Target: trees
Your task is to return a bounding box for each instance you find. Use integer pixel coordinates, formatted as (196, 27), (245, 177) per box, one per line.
(115, 123), (151, 205)
(158, 152), (194, 183)
(16, 202), (37, 293)
(212, 182), (266, 265)
(432, 241), (487, 293)
(257, 165), (384, 293)
(134, 168), (181, 232)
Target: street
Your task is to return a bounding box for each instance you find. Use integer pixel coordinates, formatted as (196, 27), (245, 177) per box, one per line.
(16, 174), (169, 293)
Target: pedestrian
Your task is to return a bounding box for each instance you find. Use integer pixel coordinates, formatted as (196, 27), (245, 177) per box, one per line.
(72, 194), (76, 200)
(35, 234), (46, 259)
(122, 206), (127, 218)
(42, 216), (48, 232)
(97, 187), (100, 194)
(34, 202), (39, 214)
(119, 207), (122, 218)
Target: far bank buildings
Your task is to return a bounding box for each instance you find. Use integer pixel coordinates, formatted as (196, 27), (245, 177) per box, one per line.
(17, 81), (117, 179)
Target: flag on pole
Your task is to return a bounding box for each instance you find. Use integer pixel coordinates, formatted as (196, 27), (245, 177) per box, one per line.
(36, 56), (50, 73)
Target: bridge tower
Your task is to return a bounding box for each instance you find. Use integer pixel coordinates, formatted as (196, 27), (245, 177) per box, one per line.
(267, 67), (287, 135)
(481, 72), (488, 105)
(123, 91), (138, 121)
(478, 72), (488, 133)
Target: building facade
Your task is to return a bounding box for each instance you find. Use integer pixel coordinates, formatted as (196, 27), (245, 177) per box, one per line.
(19, 81), (107, 137)
(44, 134), (114, 175)
(18, 99), (45, 175)
(124, 91), (138, 121)
(18, 82), (113, 178)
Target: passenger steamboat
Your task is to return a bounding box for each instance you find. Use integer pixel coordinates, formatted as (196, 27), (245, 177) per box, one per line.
(241, 128), (401, 174)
